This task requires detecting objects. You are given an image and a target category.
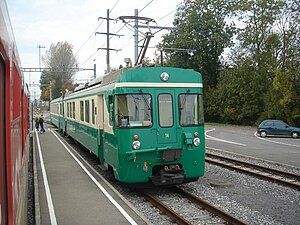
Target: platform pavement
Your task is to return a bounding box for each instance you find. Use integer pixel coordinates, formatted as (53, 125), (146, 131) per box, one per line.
(33, 124), (151, 225)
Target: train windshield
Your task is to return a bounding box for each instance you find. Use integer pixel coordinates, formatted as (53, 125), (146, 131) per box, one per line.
(179, 94), (204, 126)
(115, 94), (152, 128)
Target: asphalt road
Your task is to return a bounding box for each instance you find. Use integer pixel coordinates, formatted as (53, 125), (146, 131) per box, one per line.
(205, 124), (300, 168)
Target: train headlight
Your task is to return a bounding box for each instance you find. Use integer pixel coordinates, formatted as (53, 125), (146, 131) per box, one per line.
(132, 140), (141, 150)
(193, 138), (200, 147)
(160, 72), (169, 82)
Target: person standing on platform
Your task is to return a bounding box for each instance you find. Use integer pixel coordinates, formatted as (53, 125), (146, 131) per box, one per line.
(35, 117), (39, 131)
(39, 115), (45, 133)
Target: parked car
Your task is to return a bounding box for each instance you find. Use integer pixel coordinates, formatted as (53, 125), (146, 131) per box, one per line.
(257, 120), (300, 138)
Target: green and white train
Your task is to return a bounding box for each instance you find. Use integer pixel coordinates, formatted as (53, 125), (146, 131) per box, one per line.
(50, 67), (205, 186)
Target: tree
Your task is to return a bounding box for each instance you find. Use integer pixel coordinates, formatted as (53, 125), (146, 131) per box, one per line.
(40, 42), (77, 100)
(215, 59), (266, 124)
(234, 0), (299, 125)
(161, 0), (236, 88)
(218, 0), (299, 125)
(273, 0), (300, 124)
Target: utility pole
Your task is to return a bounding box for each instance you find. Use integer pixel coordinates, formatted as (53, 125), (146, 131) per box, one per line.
(37, 45), (45, 69)
(93, 63), (96, 79)
(118, 14), (155, 65)
(119, 12), (175, 66)
(49, 81), (52, 101)
(97, 9), (123, 73)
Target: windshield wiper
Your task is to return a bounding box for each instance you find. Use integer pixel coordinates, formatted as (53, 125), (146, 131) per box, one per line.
(180, 89), (191, 111)
(138, 89), (151, 110)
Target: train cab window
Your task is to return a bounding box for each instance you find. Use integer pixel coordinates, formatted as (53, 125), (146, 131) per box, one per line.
(158, 94), (173, 127)
(85, 100), (90, 123)
(72, 102), (75, 119)
(80, 101), (84, 121)
(115, 94), (152, 128)
(179, 94), (204, 126)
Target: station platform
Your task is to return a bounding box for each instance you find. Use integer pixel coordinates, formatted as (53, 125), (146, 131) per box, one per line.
(33, 124), (150, 225)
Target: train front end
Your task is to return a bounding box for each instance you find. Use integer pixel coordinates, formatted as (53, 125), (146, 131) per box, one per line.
(106, 67), (205, 186)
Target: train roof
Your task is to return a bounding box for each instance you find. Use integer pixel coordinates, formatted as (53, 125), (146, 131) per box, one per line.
(116, 67), (201, 84)
(52, 67), (202, 102)
(50, 96), (64, 104)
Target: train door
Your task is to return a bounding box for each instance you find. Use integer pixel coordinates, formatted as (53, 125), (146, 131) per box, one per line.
(156, 90), (177, 144)
(0, 56), (7, 225)
(103, 95), (117, 167)
(97, 95), (105, 164)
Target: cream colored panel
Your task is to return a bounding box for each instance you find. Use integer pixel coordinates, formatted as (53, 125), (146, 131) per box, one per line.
(65, 102), (67, 117)
(115, 82), (203, 88)
(75, 100), (80, 121)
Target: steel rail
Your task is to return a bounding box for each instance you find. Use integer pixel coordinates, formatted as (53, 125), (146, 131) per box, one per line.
(173, 187), (248, 225)
(206, 153), (300, 181)
(142, 188), (248, 225)
(206, 154), (300, 191)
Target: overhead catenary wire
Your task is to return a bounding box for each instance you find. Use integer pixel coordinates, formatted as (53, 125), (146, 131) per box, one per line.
(120, 36), (134, 50)
(80, 24), (125, 67)
(75, 0), (121, 57)
(157, 9), (177, 22)
(110, 0), (120, 13)
(80, 49), (99, 66)
(81, 0), (181, 68)
(75, 20), (105, 57)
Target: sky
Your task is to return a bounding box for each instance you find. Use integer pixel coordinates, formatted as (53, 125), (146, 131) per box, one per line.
(7, 0), (183, 98)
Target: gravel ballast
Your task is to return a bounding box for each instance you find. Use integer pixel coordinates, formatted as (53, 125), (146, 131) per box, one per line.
(63, 132), (299, 225)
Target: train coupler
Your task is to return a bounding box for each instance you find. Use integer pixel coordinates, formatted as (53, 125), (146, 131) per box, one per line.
(150, 164), (185, 186)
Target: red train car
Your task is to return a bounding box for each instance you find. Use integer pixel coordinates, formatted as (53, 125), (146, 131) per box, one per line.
(0, 1), (30, 225)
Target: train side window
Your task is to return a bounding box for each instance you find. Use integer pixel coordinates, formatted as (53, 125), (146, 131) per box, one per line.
(62, 103), (64, 116)
(69, 102), (71, 118)
(85, 100), (90, 123)
(92, 99), (95, 125)
(108, 95), (114, 126)
(80, 101), (84, 121)
(73, 102), (75, 119)
(12, 64), (21, 119)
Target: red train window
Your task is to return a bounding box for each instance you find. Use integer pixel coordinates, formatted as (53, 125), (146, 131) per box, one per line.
(0, 56), (7, 225)
(12, 64), (21, 119)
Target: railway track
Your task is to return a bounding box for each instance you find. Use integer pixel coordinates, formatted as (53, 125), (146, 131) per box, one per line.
(142, 187), (248, 225)
(206, 152), (300, 191)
